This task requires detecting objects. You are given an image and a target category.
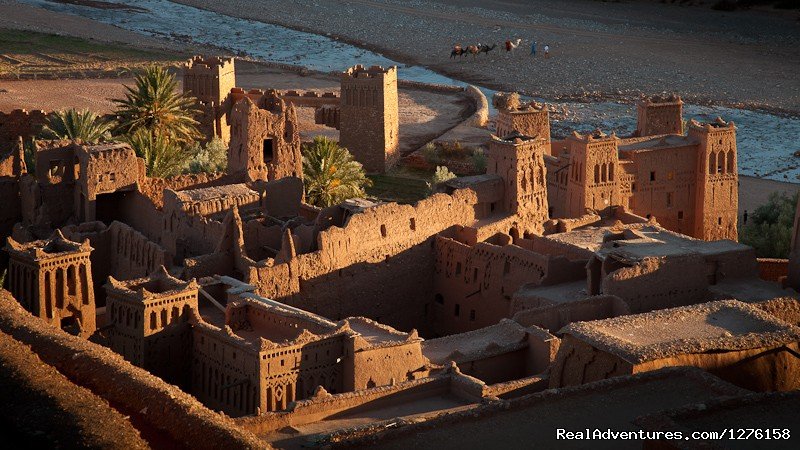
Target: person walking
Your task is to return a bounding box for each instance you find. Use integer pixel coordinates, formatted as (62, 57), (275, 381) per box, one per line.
(530, 41), (537, 56)
(544, 44), (550, 58)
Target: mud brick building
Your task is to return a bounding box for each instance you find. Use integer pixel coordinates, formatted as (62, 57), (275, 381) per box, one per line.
(5, 230), (95, 336)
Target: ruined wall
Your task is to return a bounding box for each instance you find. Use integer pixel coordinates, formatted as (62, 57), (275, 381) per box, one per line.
(183, 56), (236, 144)
(246, 189), (486, 334)
(548, 334), (632, 388)
(0, 109), (46, 153)
(227, 94), (302, 182)
(757, 258), (789, 283)
(432, 236), (586, 335)
(512, 295), (630, 334)
(602, 255), (710, 313)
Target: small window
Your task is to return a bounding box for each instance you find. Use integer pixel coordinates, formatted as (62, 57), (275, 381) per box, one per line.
(109, 173), (116, 182)
(718, 217), (722, 225)
(409, 218), (416, 231)
(380, 224), (387, 238)
(650, 171), (655, 181)
(262, 138), (274, 163)
(454, 304), (460, 317)
(280, 359), (285, 366)
(469, 310), (476, 321)
(631, 182), (636, 192)
(666, 192), (673, 208)
(455, 263), (462, 275)
(435, 294), (444, 304)
(678, 210), (684, 220)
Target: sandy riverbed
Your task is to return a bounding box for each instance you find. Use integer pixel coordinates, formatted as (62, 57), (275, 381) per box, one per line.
(171, 0), (800, 114)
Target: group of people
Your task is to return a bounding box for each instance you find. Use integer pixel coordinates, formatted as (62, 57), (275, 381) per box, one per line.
(528, 40), (550, 58)
(451, 39), (550, 59)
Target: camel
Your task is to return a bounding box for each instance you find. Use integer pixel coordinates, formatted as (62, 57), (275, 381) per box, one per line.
(504, 38), (522, 52)
(450, 45), (467, 58)
(479, 43), (497, 55)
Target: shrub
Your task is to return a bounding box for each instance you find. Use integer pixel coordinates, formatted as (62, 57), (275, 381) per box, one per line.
(472, 147), (487, 172)
(186, 138), (227, 174)
(428, 165), (457, 194)
(740, 191), (798, 258)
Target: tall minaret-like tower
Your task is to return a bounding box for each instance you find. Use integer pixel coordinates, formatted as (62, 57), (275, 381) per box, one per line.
(487, 133), (550, 235)
(339, 65), (399, 174)
(689, 118), (738, 241)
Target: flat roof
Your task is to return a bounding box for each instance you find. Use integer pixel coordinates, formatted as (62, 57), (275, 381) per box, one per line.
(596, 226), (749, 261)
(422, 320), (530, 365)
(174, 183), (257, 203)
(618, 134), (695, 152)
(709, 278), (799, 303)
(335, 367), (746, 450)
(514, 280), (588, 305)
(561, 300), (800, 364)
(346, 317), (415, 345)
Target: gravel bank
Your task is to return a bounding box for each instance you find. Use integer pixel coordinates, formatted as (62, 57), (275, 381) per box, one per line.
(172, 0), (800, 114)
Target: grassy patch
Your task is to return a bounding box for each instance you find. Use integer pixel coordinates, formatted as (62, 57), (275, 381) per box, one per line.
(0, 28), (182, 78)
(366, 167), (433, 204)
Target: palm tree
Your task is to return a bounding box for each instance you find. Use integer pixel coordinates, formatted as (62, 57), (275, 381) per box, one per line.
(124, 128), (188, 178)
(113, 65), (201, 144)
(40, 109), (113, 142)
(302, 136), (372, 207)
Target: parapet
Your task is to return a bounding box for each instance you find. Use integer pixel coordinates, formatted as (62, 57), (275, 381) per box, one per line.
(637, 94), (683, 106)
(5, 229), (91, 261)
(688, 116), (736, 131)
(490, 131), (543, 145)
(567, 129), (618, 143)
(185, 55), (235, 72)
(342, 64), (397, 79)
(106, 266), (198, 303)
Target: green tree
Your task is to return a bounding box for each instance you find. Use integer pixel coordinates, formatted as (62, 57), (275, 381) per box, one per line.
(740, 191), (798, 258)
(113, 65), (201, 144)
(302, 136), (372, 207)
(40, 109), (114, 142)
(124, 128), (188, 178)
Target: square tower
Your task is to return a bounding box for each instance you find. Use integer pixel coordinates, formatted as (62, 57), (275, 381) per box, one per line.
(183, 56), (236, 143)
(4, 230), (95, 337)
(339, 65), (399, 173)
(563, 130), (621, 218)
(636, 95), (684, 137)
(689, 118), (738, 241)
(495, 100), (551, 154)
(488, 133), (550, 234)
(105, 266), (199, 386)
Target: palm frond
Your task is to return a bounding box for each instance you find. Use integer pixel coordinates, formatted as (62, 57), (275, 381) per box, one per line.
(40, 109), (114, 143)
(302, 136), (372, 207)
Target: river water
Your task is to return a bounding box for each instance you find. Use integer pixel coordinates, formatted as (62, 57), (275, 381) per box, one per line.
(16, 0), (800, 182)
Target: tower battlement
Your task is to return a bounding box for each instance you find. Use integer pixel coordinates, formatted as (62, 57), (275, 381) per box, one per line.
(636, 94), (684, 137)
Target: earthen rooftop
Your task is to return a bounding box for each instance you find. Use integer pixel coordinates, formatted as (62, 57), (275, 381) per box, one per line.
(561, 300), (800, 364)
(422, 319), (530, 365)
(596, 226), (748, 261)
(344, 368), (746, 450)
(173, 183), (257, 203)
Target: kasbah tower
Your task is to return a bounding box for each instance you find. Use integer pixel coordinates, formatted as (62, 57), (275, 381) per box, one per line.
(339, 65), (400, 173)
